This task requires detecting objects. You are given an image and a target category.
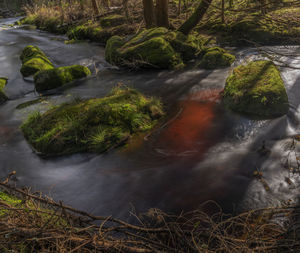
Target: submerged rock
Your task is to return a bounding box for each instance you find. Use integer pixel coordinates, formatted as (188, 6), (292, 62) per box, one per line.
(20, 46), (54, 77)
(223, 60), (289, 117)
(34, 65), (91, 92)
(105, 27), (201, 69)
(0, 78), (8, 105)
(200, 47), (235, 69)
(21, 87), (164, 155)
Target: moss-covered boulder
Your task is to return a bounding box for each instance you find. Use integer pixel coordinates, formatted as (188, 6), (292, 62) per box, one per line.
(0, 78), (8, 105)
(200, 47), (235, 69)
(21, 87), (164, 155)
(67, 23), (135, 44)
(105, 27), (201, 69)
(223, 61), (289, 117)
(34, 65), (91, 92)
(20, 46), (54, 77)
(100, 15), (125, 28)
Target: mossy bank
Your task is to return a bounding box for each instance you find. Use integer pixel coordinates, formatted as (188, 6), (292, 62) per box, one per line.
(223, 61), (289, 118)
(21, 87), (164, 156)
(20, 14), (135, 44)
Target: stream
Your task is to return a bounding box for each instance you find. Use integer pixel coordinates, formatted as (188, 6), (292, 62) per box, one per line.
(1, 17), (300, 218)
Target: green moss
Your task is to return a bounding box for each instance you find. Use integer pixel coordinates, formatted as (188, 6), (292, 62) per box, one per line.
(21, 15), (38, 25)
(199, 7), (300, 46)
(21, 14), (66, 34)
(100, 15), (125, 28)
(105, 35), (125, 64)
(0, 78), (8, 105)
(105, 28), (201, 69)
(200, 47), (235, 69)
(20, 46), (54, 77)
(223, 61), (289, 118)
(0, 190), (68, 227)
(21, 57), (54, 77)
(0, 191), (22, 216)
(67, 23), (135, 44)
(21, 87), (164, 156)
(34, 65), (91, 92)
(119, 36), (183, 69)
(123, 27), (169, 48)
(20, 45), (51, 64)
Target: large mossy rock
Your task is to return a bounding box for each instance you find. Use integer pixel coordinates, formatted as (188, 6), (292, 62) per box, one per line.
(20, 46), (54, 77)
(223, 61), (289, 117)
(34, 65), (91, 92)
(0, 78), (8, 105)
(105, 27), (201, 69)
(200, 47), (235, 69)
(21, 87), (164, 155)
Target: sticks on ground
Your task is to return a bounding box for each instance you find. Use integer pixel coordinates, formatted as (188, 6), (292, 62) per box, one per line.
(0, 180), (299, 252)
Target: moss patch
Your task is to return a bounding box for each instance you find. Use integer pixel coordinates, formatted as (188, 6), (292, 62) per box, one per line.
(67, 23), (135, 44)
(223, 61), (289, 118)
(105, 27), (202, 69)
(34, 65), (91, 92)
(20, 46), (54, 77)
(0, 78), (8, 105)
(200, 47), (235, 69)
(21, 87), (164, 156)
(21, 14), (67, 34)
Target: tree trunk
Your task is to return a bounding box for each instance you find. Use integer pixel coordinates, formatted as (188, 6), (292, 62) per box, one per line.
(221, 0), (225, 23)
(178, 0), (213, 35)
(142, 0), (156, 28)
(178, 0), (181, 15)
(156, 0), (169, 28)
(91, 0), (100, 16)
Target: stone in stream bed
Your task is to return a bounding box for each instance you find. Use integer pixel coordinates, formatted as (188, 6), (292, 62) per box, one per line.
(105, 27), (202, 69)
(199, 47), (235, 69)
(223, 60), (289, 118)
(20, 45), (54, 77)
(21, 87), (164, 156)
(34, 65), (91, 92)
(0, 77), (8, 105)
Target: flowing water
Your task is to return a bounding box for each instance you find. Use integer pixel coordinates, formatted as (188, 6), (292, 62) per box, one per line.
(1, 17), (300, 218)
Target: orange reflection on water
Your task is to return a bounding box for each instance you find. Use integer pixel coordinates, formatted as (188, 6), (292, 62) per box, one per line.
(161, 89), (222, 154)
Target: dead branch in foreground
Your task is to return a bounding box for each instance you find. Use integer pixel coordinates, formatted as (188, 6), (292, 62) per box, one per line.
(0, 178), (300, 253)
